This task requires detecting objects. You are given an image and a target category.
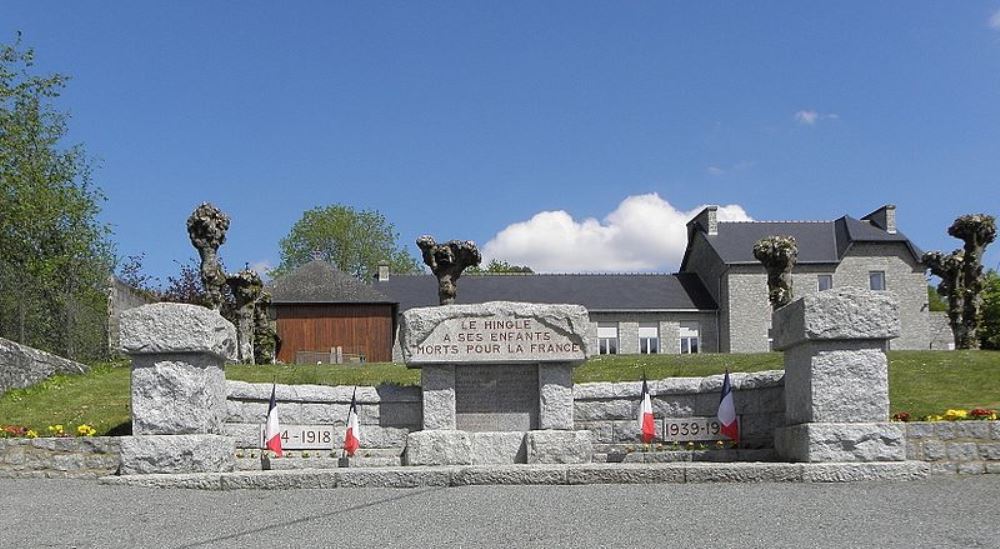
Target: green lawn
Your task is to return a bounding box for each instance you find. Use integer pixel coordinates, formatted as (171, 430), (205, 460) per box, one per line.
(1, 351), (997, 435)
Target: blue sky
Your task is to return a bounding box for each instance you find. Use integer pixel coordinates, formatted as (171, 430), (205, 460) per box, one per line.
(6, 3), (1000, 280)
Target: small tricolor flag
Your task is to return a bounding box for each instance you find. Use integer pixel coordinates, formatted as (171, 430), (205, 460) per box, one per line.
(263, 383), (283, 457)
(638, 375), (655, 444)
(717, 370), (739, 441)
(343, 387), (361, 457)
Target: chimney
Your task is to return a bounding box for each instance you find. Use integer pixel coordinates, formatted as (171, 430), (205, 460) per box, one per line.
(687, 205), (719, 241)
(862, 205), (896, 234)
(376, 261), (390, 282)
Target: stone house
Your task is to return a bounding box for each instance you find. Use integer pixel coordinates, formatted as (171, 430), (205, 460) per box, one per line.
(680, 204), (929, 352)
(268, 204), (931, 362)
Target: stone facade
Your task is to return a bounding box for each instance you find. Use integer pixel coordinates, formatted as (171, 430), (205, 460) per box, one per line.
(0, 336), (88, 395)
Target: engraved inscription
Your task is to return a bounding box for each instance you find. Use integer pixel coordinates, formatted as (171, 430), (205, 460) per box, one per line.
(455, 365), (539, 432)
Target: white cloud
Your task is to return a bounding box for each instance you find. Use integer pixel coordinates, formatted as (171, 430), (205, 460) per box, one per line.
(481, 193), (752, 273)
(991, 9), (1000, 30)
(249, 260), (274, 280)
(795, 110), (819, 125)
(795, 110), (838, 125)
(706, 166), (726, 176)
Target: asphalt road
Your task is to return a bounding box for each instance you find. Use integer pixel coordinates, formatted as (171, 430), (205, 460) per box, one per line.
(2, 476), (999, 548)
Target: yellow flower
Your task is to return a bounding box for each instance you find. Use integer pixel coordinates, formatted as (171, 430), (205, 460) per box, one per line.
(25, 430), (38, 439)
(943, 409), (968, 421)
(76, 424), (96, 437)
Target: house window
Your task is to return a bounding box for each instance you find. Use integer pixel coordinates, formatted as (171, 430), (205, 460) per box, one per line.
(639, 323), (659, 354)
(818, 274), (833, 291)
(679, 321), (700, 354)
(869, 271), (886, 291)
(597, 322), (619, 355)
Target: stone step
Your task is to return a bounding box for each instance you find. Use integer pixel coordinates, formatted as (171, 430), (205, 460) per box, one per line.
(595, 448), (777, 463)
(235, 454), (403, 471)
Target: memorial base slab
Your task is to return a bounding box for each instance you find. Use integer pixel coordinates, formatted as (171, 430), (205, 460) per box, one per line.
(774, 423), (905, 463)
(525, 430), (593, 464)
(119, 434), (236, 475)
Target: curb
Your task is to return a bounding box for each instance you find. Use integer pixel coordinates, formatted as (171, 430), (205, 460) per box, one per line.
(98, 461), (931, 490)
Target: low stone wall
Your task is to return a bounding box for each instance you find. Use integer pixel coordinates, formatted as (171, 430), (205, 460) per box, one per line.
(573, 370), (785, 448)
(905, 421), (1000, 475)
(0, 336), (88, 395)
(224, 381), (422, 449)
(0, 437), (120, 478)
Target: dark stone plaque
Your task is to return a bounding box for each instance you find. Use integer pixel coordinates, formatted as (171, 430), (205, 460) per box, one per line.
(455, 364), (539, 432)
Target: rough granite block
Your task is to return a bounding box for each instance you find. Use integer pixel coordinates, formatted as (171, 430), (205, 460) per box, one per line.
(131, 355), (227, 435)
(120, 303), (237, 361)
(403, 430), (472, 466)
(119, 435), (235, 475)
(525, 430), (592, 464)
(775, 423), (905, 462)
(771, 288), (900, 351)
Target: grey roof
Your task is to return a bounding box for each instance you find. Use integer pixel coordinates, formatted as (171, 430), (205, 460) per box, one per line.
(269, 260), (393, 304)
(374, 273), (717, 312)
(689, 216), (922, 266)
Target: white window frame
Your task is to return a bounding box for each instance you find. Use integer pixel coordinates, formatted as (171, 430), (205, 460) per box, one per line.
(597, 322), (619, 355)
(679, 321), (700, 354)
(869, 271), (886, 291)
(817, 274), (833, 291)
(638, 323), (659, 354)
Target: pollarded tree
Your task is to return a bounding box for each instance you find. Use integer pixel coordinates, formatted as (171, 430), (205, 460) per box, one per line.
(924, 213), (997, 350)
(274, 204), (420, 280)
(0, 36), (113, 360)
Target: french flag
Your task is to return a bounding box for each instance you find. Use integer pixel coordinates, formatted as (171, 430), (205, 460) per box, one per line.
(717, 371), (739, 441)
(263, 383), (283, 457)
(638, 375), (655, 444)
(343, 387), (361, 457)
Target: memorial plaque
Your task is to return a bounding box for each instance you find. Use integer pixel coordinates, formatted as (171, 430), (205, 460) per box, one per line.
(401, 302), (590, 365)
(258, 424), (336, 450)
(661, 417), (741, 442)
(455, 364), (539, 431)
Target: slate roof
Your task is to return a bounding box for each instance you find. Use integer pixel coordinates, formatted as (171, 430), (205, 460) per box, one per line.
(689, 216), (923, 266)
(268, 260), (393, 304)
(374, 273), (717, 312)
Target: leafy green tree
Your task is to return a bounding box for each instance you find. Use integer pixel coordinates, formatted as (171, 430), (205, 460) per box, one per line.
(979, 270), (1000, 350)
(927, 284), (948, 312)
(468, 259), (534, 274)
(274, 204), (419, 279)
(0, 36), (113, 360)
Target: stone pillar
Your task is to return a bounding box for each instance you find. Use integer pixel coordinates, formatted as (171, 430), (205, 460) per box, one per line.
(772, 288), (906, 462)
(118, 303), (238, 474)
(538, 363), (573, 430)
(421, 364), (457, 430)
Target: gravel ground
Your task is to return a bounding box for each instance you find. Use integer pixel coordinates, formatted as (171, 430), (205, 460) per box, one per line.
(2, 476), (999, 548)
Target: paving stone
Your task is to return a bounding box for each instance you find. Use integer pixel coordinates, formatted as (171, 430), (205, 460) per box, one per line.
(686, 463), (803, 483)
(566, 464), (686, 484)
(335, 467), (452, 488)
(922, 441), (947, 461)
(420, 365), (456, 430)
(451, 465), (567, 485)
(977, 442), (1000, 460)
(539, 363), (574, 429)
(771, 288), (900, 351)
(800, 462), (929, 482)
(219, 470), (338, 490)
